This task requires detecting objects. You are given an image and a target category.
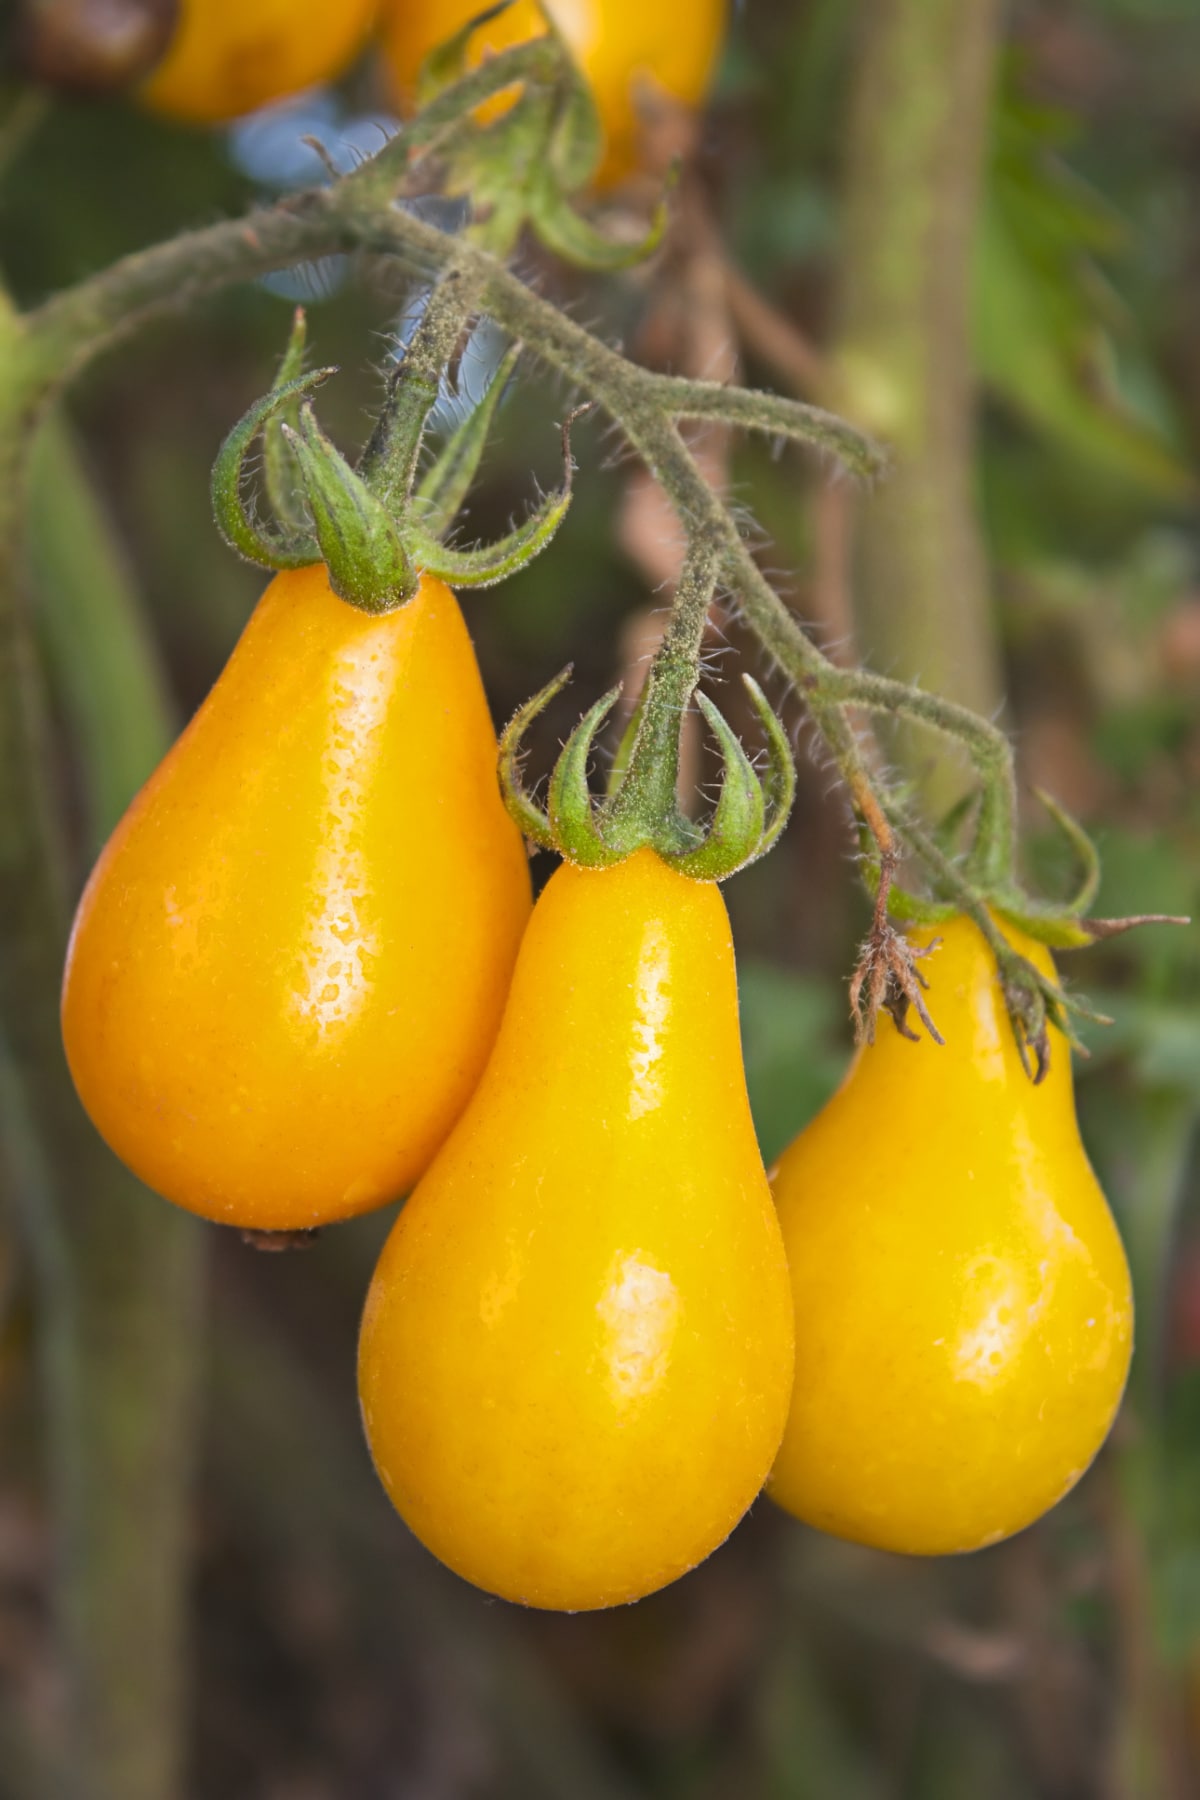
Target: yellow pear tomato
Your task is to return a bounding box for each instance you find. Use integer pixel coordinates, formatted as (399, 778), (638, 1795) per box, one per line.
(358, 847), (795, 1610)
(768, 913), (1134, 1556)
(61, 564), (531, 1231)
(377, 0), (728, 187)
(140, 0), (377, 124)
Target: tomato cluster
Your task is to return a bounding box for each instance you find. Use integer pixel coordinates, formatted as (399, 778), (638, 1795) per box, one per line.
(130, 0), (726, 189)
(53, 0), (1135, 1614)
(61, 536), (1133, 1608)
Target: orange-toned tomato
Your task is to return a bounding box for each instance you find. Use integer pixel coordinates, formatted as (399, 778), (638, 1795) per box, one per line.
(377, 0), (728, 187)
(140, 0), (376, 124)
(768, 914), (1134, 1555)
(358, 848), (794, 1609)
(62, 564), (531, 1231)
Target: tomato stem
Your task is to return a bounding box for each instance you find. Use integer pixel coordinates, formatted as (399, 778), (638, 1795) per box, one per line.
(8, 38), (1121, 1052)
(604, 539), (719, 854)
(360, 263), (484, 511)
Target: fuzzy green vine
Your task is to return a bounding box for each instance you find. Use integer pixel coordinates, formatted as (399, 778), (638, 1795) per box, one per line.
(1, 31), (1184, 1090)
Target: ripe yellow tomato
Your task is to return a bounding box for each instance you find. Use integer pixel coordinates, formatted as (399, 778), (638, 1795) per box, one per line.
(768, 914), (1133, 1556)
(140, 0), (377, 124)
(377, 0), (728, 187)
(62, 564), (531, 1231)
(358, 848), (794, 1610)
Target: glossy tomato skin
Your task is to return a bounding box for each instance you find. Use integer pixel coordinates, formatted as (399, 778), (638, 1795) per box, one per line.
(358, 848), (795, 1611)
(769, 914), (1133, 1555)
(62, 564), (531, 1230)
(378, 0), (728, 187)
(140, 0), (376, 124)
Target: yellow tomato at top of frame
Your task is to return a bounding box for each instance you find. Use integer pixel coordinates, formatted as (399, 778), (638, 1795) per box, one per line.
(377, 0), (729, 186)
(768, 913), (1134, 1557)
(140, 0), (378, 124)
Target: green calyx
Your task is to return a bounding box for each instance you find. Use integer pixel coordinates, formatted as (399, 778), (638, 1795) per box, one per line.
(419, 1), (671, 273)
(498, 543), (796, 881)
(861, 735), (1186, 953)
(210, 309), (334, 572)
(208, 10), (670, 615)
(211, 296), (578, 614)
(966, 789), (1188, 954)
(282, 406), (418, 612)
(859, 781), (1188, 1081)
(415, 2), (527, 107)
(500, 667), (796, 883)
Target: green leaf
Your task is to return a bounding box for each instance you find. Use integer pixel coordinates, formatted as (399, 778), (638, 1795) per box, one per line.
(261, 307), (312, 533)
(974, 77), (1194, 501)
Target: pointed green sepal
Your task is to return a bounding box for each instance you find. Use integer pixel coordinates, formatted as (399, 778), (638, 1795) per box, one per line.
(379, 38), (562, 192)
(992, 907), (1100, 952)
(666, 692), (765, 880)
(530, 173), (670, 272)
(994, 902), (1190, 953)
(410, 484), (569, 587)
(497, 666), (572, 850)
(416, 1), (517, 104)
(1034, 787), (1101, 917)
(415, 341), (522, 540)
(548, 688), (625, 867)
(742, 675), (796, 857)
(548, 80), (603, 194)
(283, 405), (418, 614)
(539, 2), (603, 190)
(262, 308), (314, 533)
(211, 366), (334, 570)
(605, 684), (646, 799)
(993, 945), (1110, 1084)
(987, 793), (1187, 951)
(413, 402), (586, 586)
(876, 881), (958, 927)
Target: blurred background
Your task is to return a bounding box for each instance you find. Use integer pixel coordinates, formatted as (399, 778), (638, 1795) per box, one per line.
(2, 0), (1200, 1795)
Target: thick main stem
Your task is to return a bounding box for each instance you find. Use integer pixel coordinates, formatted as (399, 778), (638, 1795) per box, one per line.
(836, 0), (1004, 806)
(360, 260), (487, 508)
(606, 539), (719, 845)
(824, 667), (1017, 878)
(18, 175), (1012, 893)
(14, 108), (1024, 959)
